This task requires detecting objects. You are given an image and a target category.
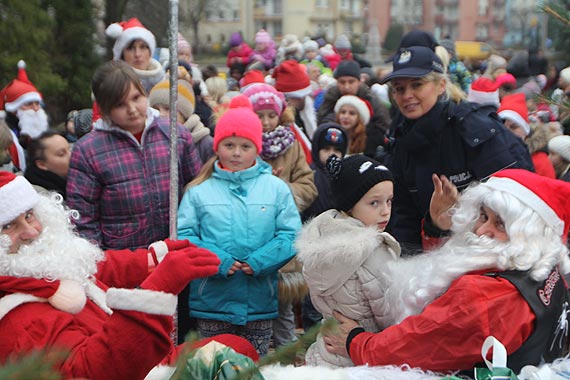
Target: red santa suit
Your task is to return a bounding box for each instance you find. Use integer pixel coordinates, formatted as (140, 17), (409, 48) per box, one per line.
(0, 249), (178, 380)
(348, 272), (535, 372)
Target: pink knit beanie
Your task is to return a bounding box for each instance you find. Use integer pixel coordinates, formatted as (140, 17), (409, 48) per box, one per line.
(242, 83), (286, 116)
(213, 95), (262, 153)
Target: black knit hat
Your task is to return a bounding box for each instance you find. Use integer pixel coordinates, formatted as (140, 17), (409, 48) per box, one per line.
(334, 60), (361, 79)
(326, 154), (393, 212)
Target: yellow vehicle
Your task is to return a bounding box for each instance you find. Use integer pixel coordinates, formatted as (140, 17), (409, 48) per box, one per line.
(454, 41), (494, 61)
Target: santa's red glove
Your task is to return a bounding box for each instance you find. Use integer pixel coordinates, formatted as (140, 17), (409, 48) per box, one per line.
(141, 246), (220, 295)
(148, 238), (196, 267)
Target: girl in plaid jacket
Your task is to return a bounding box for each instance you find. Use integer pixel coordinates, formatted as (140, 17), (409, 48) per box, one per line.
(67, 61), (201, 250)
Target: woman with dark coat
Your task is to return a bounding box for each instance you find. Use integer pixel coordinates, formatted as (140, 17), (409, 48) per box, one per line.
(382, 46), (534, 253)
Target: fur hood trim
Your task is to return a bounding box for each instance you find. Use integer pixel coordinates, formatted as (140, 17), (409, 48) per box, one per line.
(526, 123), (550, 154)
(296, 210), (400, 295)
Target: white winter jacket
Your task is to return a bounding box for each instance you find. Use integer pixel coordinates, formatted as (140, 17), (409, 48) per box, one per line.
(296, 209), (401, 367)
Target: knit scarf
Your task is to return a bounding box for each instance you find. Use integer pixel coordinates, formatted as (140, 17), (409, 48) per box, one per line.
(260, 125), (295, 160)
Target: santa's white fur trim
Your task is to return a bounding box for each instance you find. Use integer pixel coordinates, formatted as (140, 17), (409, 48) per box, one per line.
(148, 240), (168, 263)
(0, 293), (46, 320)
(260, 364), (442, 380)
(0, 176), (40, 226)
(144, 365), (176, 380)
(48, 279), (86, 314)
(17, 60), (26, 69)
(4, 91), (43, 113)
(106, 287), (177, 315)
(483, 177), (564, 236)
(105, 22), (123, 39)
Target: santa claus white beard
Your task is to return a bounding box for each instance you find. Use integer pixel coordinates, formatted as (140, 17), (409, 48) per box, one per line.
(381, 232), (513, 325)
(17, 108), (49, 139)
(0, 194), (104, 286)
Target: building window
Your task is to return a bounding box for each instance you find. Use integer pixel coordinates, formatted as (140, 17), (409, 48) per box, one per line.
(207, 34), (212, 43)
(478, 0), (488, 16)
(316, 0), (329, 8)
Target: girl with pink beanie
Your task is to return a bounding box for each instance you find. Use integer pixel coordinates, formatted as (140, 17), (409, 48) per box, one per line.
(177, 96), (301, 356)
(242, 83), (317, 347)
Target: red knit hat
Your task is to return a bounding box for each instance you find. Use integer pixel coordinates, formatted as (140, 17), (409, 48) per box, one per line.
(483, 169), (570, 238)
(0, 60), (42, 115)
(0, 171), (40, 226)
(497, 93), (530, 136)
(105, 18), (156, 61)
(273, 60), (311, 98)
(467, 77), (500, 107)
(239, 70), (265, 91)
(190, 334), (259, 362)
(213, 95), (262, 153)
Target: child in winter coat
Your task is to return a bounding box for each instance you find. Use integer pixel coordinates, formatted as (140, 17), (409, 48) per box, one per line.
(243, 83), (317, 211)
(296, 154), (401, 368)
(226, 32), (253, 68)
(176, 96), (301, 356)
(242, 83), (317, 347)
(248, 29), (277, 70)
(301, 122), (348, 222)
(67, 60), (202, 250)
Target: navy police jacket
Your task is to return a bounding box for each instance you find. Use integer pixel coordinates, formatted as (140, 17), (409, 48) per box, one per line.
(386, 100), (534, 251)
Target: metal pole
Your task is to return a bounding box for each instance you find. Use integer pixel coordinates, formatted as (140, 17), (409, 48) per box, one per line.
(169, 0), (179, 240)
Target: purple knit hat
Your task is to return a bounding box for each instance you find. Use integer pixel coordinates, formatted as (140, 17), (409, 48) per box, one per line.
(230, 32), (243, 48)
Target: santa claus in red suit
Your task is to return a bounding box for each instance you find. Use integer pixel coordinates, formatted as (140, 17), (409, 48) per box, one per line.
(323, 169), (570, 375)
(0, 171), (220, 380)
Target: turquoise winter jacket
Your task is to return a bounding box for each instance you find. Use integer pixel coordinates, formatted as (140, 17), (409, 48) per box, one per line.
(177, 158), (301, 325)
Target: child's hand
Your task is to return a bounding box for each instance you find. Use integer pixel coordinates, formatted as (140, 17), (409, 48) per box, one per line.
(241, 262), (254, 275)
(272, 167), (283, 177)
(429, 174), (458, 230)
(228, 261), (243, 276)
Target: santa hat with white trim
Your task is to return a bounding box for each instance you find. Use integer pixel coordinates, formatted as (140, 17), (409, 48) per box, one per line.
(467, 77), (500, 108)
(0, 60), (43, 117)
(105, 18), (157, 61)
(497, 93), (530, 136)
(273, 60), (311, 99)
(334, 95), (372, 125)
(482, 169), (570, 238)
(0, 172), (40, 226)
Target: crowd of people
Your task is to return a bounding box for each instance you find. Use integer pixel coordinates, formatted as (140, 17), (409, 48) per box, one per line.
(1, 17), (570, 380)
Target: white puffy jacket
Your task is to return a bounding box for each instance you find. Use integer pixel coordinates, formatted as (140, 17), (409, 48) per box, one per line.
(296, 210), (401, 367)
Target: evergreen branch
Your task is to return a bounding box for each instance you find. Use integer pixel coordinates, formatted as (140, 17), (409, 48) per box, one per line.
(0, 349), (67, 380)
(542, 6), (570, 26)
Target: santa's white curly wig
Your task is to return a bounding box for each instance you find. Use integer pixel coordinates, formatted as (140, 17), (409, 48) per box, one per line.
(450, 182), (570, 281)
(0, 193), (104, 285)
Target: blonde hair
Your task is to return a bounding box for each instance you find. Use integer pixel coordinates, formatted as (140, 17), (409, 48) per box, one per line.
(184, 155), (217, 191)
(421, 72), (466, 103)
(205, 76), (228, 106)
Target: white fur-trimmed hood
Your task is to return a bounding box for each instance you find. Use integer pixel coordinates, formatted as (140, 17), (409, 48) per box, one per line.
(296, 210), (400, 295)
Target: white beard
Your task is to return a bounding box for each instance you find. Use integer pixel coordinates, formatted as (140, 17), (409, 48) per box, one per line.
(0, 195), (104, 286)
(381, 232), (513, 325)
(17, 108), (49, 139)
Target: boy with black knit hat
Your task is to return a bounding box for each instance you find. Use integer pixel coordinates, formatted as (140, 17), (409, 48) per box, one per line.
(296, 153), (401, 367)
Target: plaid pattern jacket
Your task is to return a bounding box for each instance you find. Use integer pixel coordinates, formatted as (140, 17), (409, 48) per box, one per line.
(67, 110), (201, 250)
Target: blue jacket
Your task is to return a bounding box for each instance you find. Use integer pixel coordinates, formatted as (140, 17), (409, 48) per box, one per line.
(177, 158), (301, 325)
(386, 100), (534, 250)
